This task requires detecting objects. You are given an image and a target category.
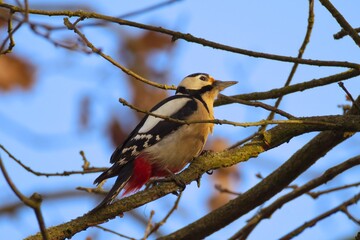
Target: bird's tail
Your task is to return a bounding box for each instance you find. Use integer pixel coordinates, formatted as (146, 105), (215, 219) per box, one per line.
(90, 163), (134, 213)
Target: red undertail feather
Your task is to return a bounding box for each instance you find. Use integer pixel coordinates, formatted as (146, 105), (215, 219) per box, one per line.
(123, 156), (152, 195)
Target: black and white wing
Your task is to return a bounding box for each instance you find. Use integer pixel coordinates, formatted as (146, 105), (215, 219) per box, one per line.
(94, 95), (198, 185)
(110, 95), (198, 164)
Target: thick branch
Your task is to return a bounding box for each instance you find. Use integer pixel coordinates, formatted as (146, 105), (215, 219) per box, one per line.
(26, 113), (360, 239)
(230, 155), (360, 239)
(159, 97), (360, 240)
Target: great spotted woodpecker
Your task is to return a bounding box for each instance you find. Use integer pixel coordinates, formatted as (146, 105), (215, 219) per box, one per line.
(93, 73), (237, 210)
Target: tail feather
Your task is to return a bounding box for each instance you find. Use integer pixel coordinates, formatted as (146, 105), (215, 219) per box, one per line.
(90, 162), (134, 212)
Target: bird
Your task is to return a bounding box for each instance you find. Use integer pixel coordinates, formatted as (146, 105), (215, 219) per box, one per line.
(92, 73), (237, 211)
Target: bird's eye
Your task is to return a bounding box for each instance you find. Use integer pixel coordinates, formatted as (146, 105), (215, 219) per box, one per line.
(199, 76), (207, 81)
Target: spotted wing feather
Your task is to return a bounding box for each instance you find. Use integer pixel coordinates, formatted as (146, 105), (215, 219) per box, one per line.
(93, 95), (198, 202)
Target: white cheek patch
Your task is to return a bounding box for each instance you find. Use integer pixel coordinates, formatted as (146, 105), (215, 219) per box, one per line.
(138, 98), (191, 133)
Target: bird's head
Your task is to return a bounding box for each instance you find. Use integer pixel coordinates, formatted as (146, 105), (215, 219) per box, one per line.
(176, 73), (237, 99)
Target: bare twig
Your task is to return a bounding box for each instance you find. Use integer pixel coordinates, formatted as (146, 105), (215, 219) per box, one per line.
(308, 181), (360, 199)
(79, 150), (90, 170)
(94, 225), (136, 240)
(219, 94), (295, 119)
(0, 144), (106, 177)
(334, 27), (360, 40)
(338, 82), (360, 112)
(341, 207), (360, 225)
(147, 192), (182, 237)
(76, 186), (107, 195)
(63, 17), (176, 90)
(228, 132), (259, 149)
(0, 190), (91, 215)
(215, 69), (360, 105)
(215, 184), (241, 196)
(279, 193), (360, 240)
(142, 210), (155, 240)
(1, 3), (360, 69)
(229, 155), (360, 240)
(259, 0), (315, 133)
(0, 155), (49, 240)
(119, 97), (344, 128)
(0, 10), (21, 54)
(319, 0), (360, 48)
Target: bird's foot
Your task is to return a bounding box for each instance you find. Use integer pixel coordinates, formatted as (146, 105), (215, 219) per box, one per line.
(146, 170), (186, 195)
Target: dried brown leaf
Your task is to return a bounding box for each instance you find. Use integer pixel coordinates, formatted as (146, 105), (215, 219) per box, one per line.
(0, 54), (35, 91)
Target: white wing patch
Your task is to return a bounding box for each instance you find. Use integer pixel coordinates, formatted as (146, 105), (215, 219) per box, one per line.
(134, 134), (153, 148)
(138, 98), (191, 133)
(121, 145), (139, 156)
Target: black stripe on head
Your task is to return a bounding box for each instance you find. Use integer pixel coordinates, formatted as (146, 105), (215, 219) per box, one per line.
(176, 85), (213, 95)
(186, 73), (209, 78)
(176, 85), (212, 113)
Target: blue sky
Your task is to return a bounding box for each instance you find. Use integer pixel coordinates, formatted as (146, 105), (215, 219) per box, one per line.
(0, 0), (360, 239)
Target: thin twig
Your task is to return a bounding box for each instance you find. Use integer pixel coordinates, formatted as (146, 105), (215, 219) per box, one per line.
(319, 0), (360, 48)
(215, 68), (360, 105)
(42, 0), (183, 30)
(334, 27), (360, 40)
(1, 3), (360, 69)
(147, 192), (182, 236)
(94, 225), (136, 240)
(76, 186), (107, 195)
(219, 94), (295, 119)
(341, 207), (360, 225)
(228, 132), (259, 149)
(0, 144), (106, 177)
(308, 181), (360, 199)
(338, 82), (360, 112)
(279, 193), (360, 240)
(79, 150), (90, 170)
(0, 10), (20, 54)
(63, 17), (176, 90)
(229, 155), (360, 240)
(0, 190), (92, 215)
(0, 155), (49, 240)
(259, 0), (314, 133)
(215, 184), (241, 196)
(119, 97), (341, 128)
(142, 210), (155, 240)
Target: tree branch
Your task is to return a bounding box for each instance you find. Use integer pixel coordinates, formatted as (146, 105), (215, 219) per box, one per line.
(216, 68), (360, 105)
(1, 3), (359, 69)
(119, 97), (360, 130)
(0, 144), (106, 177)
(63, 17), (176, 90)
(0, 155), (49, 240)
(319, 0), (360, 48)
(230, 155), (360, 240)
(26, 96), (360, 240)
(260, 0), (314, 132)
(279, 193), (360, 240)
(158, 96), (360, 240)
